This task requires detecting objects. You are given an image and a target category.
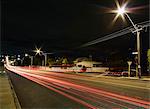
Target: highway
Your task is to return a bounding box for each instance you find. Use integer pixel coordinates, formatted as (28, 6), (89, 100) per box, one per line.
(6, 66), (150, 109)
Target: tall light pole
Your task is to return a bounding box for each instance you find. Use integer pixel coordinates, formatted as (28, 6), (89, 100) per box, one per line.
(112, 2), (143, 78)
(35, 48), (53, 68)
(25, 53), (33, 66)
(43, 53), (53, 67)
(125, 13), (142, 78)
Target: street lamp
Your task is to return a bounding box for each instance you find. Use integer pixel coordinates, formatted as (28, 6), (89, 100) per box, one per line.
(35, 48), (42, 55)
(35, 48), (53, 68)
(25, 54), (33, 66)
(112, 1), (143, 78)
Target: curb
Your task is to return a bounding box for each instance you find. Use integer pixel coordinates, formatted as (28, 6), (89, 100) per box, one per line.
(7, 74), (22, 109)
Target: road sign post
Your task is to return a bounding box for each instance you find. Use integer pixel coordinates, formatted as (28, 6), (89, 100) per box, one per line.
(127, 61), (132, 77)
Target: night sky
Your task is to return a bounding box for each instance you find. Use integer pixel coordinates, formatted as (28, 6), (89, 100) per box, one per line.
(1, 0), (149, 58)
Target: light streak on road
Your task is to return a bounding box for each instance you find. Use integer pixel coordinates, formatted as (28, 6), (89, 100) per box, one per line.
(20, 74), (130, 109)
(21, 73), (97, 109)
(17, 66), (150, 90)
(5, 65), (150, 109)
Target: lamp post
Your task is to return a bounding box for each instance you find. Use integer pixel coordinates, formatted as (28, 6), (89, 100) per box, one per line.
(25, 53), (33, 66)
(43, 53), (53, 67)
(124, 13), (142, 78)
(112, 3), (143, 78)
(35, 48), (53, 68)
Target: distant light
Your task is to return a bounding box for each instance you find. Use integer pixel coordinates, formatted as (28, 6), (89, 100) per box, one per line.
(132, 52), (138, 55)
(10, 61), (14, 64)
(17, 58), (20, 60)
(18, 55), (20, 57)
(25, 54), (28, 57)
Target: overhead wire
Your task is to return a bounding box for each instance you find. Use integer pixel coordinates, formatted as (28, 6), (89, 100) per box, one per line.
(80, 20), (150, 48)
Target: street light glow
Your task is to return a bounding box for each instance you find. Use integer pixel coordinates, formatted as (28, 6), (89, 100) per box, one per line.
(111, 0), (129, 23)
(34, 47), (42, 55)
(116, 6), (126, 16)
(111, 0), (143, 78)
(36, 49), (41, 54)
(25, 53), (28, 57)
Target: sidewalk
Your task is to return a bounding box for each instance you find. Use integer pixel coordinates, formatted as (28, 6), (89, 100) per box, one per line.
(0, 71), (21, 109)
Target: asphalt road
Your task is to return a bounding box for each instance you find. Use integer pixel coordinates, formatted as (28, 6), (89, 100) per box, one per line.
(6, 66), (150, 109)
(7, 70), (86, 109)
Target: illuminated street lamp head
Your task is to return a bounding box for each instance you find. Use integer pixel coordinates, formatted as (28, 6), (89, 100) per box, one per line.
(116, 6), (126, 16)
(25, 53), (28, 57)
(34, 47), (42, 55)
(111, 0), (129, 23)
(36, 49), (41, 54)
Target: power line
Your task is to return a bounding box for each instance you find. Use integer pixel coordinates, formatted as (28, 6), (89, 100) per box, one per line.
(80, 20), (150, 48)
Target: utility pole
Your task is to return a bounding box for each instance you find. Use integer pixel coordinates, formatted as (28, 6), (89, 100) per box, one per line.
(125, 13), (143, 78)
(30, 56), (33, 66)
(131, 25), (143, 78)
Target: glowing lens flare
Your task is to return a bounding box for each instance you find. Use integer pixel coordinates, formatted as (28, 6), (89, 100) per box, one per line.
(36, 49), (41, 54)
(34, 47), (42, 55)
(111, 0), (129, 23)
(117, 6), (126, 16)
